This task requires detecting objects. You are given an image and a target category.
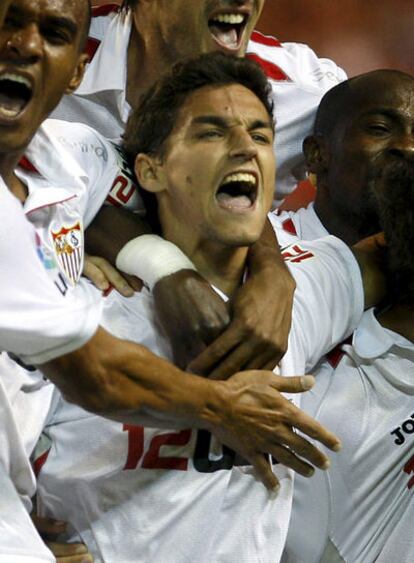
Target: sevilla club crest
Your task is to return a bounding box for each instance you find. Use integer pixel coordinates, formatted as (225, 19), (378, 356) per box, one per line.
(51, 222), (83, 285)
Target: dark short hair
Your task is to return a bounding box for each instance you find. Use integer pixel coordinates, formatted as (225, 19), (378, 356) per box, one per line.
(123, 52), (274, 160)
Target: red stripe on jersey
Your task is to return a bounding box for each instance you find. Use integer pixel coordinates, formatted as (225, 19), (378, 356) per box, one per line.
(281, 218), (297, 236)
(246, 53), (291, 82)
(326, 336), (352, 369)
(33, 449), (50, 477)
(19, 156), (40, 174)
(404, 454), (414, 475)
(86, 37), (101, 61)
(251, 30), (282, 48)
(92, 3), (120, 17)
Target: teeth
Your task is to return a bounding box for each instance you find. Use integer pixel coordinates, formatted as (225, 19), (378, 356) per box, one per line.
(212, 14), (245, 25)
(0, 106), (20, 118)
(222, 172), (257, 186)
(0, 73), (31, 89)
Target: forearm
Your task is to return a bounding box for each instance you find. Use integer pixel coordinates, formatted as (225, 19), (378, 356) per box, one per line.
(40, 327), (224, 429)
(249, 217), (296, 289)
(85, 206), (152, 266)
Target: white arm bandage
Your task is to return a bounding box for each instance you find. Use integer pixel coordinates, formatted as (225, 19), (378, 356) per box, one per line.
(115, 234), (197, 290)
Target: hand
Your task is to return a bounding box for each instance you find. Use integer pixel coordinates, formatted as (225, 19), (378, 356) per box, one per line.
(189, 223), (296, 379)
(211, 371), (341, 490)
(32, 515), (93, 562)
(83, 254), (142, 297)
(153, 269), (230, 368)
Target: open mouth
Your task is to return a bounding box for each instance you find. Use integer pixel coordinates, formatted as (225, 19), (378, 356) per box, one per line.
(0, 73), (33, 119)
(216, 172), (258, 211)
(208, 13), (248, 51)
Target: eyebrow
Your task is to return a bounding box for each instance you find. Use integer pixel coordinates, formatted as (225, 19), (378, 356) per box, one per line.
(44, 15), (78, 37)
(192, 115), (274, 131)
(7, 6), (78, 37)
(362, 108), (403, 120)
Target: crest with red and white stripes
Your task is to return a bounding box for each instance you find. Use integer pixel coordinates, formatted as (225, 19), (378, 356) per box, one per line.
(51, 222), (83, 286)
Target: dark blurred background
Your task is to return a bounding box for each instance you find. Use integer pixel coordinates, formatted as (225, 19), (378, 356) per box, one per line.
(92, 0), (414, 77)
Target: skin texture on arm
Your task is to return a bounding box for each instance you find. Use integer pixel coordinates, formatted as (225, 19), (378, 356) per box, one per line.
(189, 217), (295, 378)
(86, 208), (295, 374)
(39, 326), (341, 490)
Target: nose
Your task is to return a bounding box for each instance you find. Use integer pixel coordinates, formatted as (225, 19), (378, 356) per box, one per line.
(229, 128), (258, 161)
(4, 24), (42, 65)
(388, 132), (414, 162)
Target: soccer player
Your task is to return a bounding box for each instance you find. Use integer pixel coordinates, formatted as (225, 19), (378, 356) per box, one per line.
(279, 70), (414, 562)
(34, 52), (368, 563)
(54, 0), (346, 204)
(0, 0), (338, 515)
(51, 0), (345, 372)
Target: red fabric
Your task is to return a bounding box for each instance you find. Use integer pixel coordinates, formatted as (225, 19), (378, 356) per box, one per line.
(251, 30), (282, 48)
(280, 179), (316, 212)
(246, 53), (291, 82)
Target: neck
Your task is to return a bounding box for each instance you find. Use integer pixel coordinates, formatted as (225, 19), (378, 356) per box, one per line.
(161, 219), (248, 297)
(0, 152), (28, 203)
(377, 303), (414, 343)
(126, 16), (175, 110)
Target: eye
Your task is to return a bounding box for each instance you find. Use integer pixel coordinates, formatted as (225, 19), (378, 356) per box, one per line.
(366, 123), (391, 136)
(3, 14), (21, 31)
(42, 26), (71, 46)
(197, 129), (224, 140)
(251, 131), (272, 144)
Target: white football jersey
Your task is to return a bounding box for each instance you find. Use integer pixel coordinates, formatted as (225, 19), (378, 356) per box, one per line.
(35, 231), (363, 563)
(0, 118), (135, 559)
(0, 177), (101, 365)
(273, 202), (328, 247)
(51, 5), (346, 205)
(0, 463), (54, 563)
(282, 309), (414, 563)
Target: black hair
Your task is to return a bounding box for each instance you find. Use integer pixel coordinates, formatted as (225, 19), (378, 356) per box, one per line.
(123, 51), (273, 160)
(122, 51), (274, 232)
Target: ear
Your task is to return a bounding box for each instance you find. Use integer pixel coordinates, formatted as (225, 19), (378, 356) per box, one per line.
(65, 53), (89, 94)
(303, 134), (328, 174)
(134, 153), (166, 194)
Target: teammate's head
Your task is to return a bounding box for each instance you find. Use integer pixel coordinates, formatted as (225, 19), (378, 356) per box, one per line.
(124, 52), (275, 250)
(304, 69), (414, 245)
(0, 0), (91, 159)
(123, 0), (265, 60)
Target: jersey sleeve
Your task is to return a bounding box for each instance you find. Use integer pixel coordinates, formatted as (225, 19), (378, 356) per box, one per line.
(0, 184), (103, 364)
(30, 119), (145, 227)
(283, 235), (364, 372)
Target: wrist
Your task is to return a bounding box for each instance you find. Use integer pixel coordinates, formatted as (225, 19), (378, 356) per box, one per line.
(116, 234), (197, 290)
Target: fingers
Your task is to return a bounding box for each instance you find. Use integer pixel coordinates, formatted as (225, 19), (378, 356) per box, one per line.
(123, 273), (143, 292)
(83, 255), (136, 297)
(82, 257), (110, 292)
(268, 374), (315, 393)
(31, 515), (67, 537)
(272, 429), (330, 471)
(269, 443), (316, 477)
(188, 326), (241, 376)
(45, 541), (93, 562)
(247, 453), (279, 492)
(287, 403), (341, 452)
